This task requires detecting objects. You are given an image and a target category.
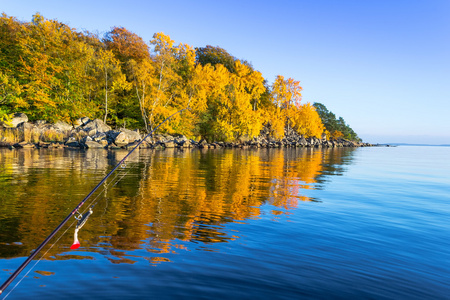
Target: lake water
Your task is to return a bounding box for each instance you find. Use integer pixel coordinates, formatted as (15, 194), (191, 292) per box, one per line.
(0, 146), (449, 299)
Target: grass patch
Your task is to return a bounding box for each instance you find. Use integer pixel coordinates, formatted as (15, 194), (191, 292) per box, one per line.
(40, 129), (65, 142)
(0, 128), (20, 145)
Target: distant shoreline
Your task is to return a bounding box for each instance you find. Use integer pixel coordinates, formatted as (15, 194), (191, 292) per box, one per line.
(380, 143), (450, 147)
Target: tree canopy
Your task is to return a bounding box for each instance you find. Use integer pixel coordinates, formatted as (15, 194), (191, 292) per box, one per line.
(0, 13), (361, 142)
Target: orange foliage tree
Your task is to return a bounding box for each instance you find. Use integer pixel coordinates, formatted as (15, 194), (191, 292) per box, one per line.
(269, 75), (303, 138)
(291, 102), (325, 138)
(198, 61), (265, 141)
(0, 13), (355, 142)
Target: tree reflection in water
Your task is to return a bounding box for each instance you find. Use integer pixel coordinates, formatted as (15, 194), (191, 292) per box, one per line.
(0, 147), (355, 264)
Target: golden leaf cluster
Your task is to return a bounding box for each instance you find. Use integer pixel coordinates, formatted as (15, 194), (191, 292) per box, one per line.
(0, 13), (328, 140)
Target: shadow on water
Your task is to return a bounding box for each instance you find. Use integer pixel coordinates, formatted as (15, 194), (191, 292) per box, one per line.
(0, 147), (356, 262)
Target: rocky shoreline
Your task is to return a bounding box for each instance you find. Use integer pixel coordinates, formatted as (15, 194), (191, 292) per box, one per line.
(0, 113), (374, 150)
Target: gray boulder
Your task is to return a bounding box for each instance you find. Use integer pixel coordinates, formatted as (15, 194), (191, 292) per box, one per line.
(152, 134), (166, 143)
(35, 120), (47, 127)
(299, 137), (307, 146)
(113, 131), (129, 145)
(83, 119), (111, 136)
(139, 140), (152, 148)
(10, 113), (28, 128)
(74, 117), (91, 128)
(92, 132), (108, 142)
(122, 129), (141, 142)
(175, 135), (188, 143)
(82, 136), (93, 143)
(109, 129), (141, 145)
(174, 135), (189, 147)
(152, 134), (174, 144)
(162, 140), (175, 148)
(197, 139), (208, 148)
(53, 121), (73, 132)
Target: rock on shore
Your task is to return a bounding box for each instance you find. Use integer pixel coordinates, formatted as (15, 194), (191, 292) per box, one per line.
(0, 114), (374, 150)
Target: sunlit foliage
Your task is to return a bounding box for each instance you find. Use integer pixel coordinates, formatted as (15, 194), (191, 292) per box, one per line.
(197, 61), (266, 141)
(292, 102), (325, 138)
(267, 76), (323, 139)
(0, 13), (361, 141)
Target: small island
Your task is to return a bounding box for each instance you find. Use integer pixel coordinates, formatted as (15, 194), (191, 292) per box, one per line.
(0, 13), (367, 149)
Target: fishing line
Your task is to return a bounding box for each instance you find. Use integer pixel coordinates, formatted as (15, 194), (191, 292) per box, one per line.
(1, 217), (77, 300)
(1, 162), (134, 300)
(2, 153), (134, 299)
(1, 106), (189, 296)
(2, 144), (134, 300)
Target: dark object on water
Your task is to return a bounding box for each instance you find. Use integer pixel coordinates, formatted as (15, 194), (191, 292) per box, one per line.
(0, 107), (188, 295)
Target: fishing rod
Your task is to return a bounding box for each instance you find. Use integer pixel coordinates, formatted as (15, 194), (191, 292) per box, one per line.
(0, 107), (189, 295)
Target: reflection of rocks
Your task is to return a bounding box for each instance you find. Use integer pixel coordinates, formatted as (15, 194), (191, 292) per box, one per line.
(66, 141), (81, 148)
(0, 113), (375, 149)
(108, 148), (140, 164)
(83, 148), (108, 170)
(13, 141), (35, 149)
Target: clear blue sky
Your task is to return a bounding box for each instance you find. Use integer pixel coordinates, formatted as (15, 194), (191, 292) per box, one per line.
(2, 0), (449, 144)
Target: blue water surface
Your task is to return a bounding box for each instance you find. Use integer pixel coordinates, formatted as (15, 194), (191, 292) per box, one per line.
(0, 146), (449, 299)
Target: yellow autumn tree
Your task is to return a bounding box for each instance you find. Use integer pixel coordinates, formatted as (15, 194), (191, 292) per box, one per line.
(146, 32), (181, 131)
(0, 13), (348, 141)
(141, 34), (210, 136)
(15, 13), (105, 122)
(269, 75), (303, 138)
(91, 47), (129, 123)
(207, 63), (234, 141)
(0, 71), (23, 123)
(165, 42), (208, 136)
(291, 102), (325, 138)
(229, 61), (265, 139)
(17, 14), (63, 120)
(104, 26), (152, 129)
(127, 58), (156, 132)
(199, 61), (265, 141)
